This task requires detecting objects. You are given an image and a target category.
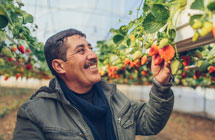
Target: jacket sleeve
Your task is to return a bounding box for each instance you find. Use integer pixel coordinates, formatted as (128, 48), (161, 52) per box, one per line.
(13, 103), (46, 140)
(131, 79), (174, 135)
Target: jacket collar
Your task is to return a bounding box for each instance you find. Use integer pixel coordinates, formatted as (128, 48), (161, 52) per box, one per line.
(32, 77), (116, 104)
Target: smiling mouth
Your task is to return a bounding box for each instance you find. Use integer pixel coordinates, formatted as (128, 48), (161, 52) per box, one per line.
(84, 59), (97, 69)
(89, 64), (97, 69)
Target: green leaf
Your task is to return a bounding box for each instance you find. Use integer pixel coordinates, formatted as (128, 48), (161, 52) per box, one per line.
(16, 0), (24, 7)
(157, 31), (167, 41)
(0, 5), (13, 24)
(119, 25), (128, 35)
(113, 34), (124, 44)
(191, 0), (205, 11)
(22, 11), (33, 24)
(143, 3), (150, 12)
(142, 13), (166, 33)
(151, 4), (169, 21)
(207, 47), (215, 59)
(207, 1), (215, 11)
(119, 45), (127, 50)
(199, 60), (209, 72)
(189, 14), (203, 26)
(168, 28), (176, 41)
(126, 38), (131, 46)
(0, 15), (8, 29)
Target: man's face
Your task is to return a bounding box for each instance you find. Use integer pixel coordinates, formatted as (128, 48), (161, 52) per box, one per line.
(62, 35), (101, 87)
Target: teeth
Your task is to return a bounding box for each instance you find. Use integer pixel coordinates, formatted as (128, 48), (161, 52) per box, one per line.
(89, 65), (97, 69)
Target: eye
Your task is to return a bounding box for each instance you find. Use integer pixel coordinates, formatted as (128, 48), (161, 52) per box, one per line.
(77, 48), (84, 52)
(77, 48), (85, 54)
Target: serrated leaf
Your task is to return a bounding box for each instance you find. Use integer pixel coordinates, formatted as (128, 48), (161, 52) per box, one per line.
(142, 13), (166, 33)
(151, 4), (169, 21)
(191, 0), (205, 11)
(22, 11), (33, 24)
(189, 14), (203, 26)
(113, 34), (124, 44)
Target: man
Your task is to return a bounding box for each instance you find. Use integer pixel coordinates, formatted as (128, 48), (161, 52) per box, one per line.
(13, 28), (174, 140)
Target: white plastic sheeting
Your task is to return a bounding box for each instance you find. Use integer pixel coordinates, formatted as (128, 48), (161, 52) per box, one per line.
(117, 85), (215, 120)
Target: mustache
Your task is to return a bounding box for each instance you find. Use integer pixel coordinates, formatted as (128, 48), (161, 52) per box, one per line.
(84, 59), (97, 69)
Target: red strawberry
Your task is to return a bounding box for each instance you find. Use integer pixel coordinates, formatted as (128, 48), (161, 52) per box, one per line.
(25, 48), (31, 53)
(158, 45), (175, 61)
(134, 59), (141, 67)
(124, 58), (130, 66)
(16, 73), (20, 80)
(209, 66), (215, 74)
(8, 57), (13, 62)
(141, 70), (148, 76)
(181, 56), (190, 66)
(26, 64), (32, 70)
(182, 72), (186, 78)
(120, 66), (125, 70)
(18, 45), (25, 54)
(115, 74), (120, 79)
(184, 66), (189, 71)
(148, 44), (159, 56)
(130, 61), (135, 68)
(141, 55), (148, 65)
(4, 75), (9, 81)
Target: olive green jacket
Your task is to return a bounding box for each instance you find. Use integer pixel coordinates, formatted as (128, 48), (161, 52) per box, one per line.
(13, 78), (174, 140)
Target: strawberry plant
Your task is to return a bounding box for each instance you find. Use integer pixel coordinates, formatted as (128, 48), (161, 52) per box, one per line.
(96, 0), (215, 87)
(0, 0), (51, 80)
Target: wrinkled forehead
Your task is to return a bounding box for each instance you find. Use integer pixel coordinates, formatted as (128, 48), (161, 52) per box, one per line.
(64, 35), (88, 49)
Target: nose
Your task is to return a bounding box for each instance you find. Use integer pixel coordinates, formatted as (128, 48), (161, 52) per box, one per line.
(86, 49), (97, 60)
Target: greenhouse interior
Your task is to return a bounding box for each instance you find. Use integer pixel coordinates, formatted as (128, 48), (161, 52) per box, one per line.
(0, 0), (215, 140)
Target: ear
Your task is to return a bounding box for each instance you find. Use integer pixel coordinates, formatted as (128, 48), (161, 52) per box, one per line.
(52, 59), (66, 74)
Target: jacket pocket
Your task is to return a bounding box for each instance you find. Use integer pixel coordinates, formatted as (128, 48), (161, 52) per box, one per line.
(118, 103), (134, 129)
(120, 108), (134, 128)
(44, 128), (86, 140)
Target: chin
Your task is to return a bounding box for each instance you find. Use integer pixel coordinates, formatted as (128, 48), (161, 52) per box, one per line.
(90, 75), (101, 84)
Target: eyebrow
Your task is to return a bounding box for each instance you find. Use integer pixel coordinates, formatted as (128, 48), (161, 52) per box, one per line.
(74, 43), (92, 50)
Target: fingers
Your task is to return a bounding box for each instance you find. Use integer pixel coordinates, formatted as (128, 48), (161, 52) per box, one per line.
(164, 60), (171, 68)
(164, 61), (171, 74)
